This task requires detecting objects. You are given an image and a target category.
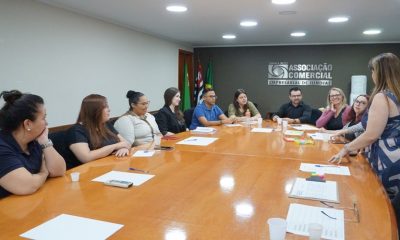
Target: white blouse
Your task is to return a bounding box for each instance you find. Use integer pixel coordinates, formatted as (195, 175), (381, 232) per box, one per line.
(114, 113), (161, 146)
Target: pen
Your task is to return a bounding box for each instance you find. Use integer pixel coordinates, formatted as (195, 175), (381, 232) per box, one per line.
(129, 167), (149, 173)
(315, 164), (339, 168)
(321, 210), (337, 220)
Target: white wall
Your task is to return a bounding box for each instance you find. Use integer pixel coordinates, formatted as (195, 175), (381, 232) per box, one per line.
(0, 0), (192, 127)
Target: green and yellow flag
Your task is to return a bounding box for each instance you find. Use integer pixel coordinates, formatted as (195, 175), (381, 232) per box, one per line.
(205, 60), (213, 89)
(181, 63), (191, 111)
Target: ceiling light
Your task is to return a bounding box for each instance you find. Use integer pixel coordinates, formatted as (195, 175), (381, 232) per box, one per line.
(166, 5), (187, 12)
(222, 34), (236, 39)
(240, 21), (258, 27)
(272, 0), (296, 5)
(328, 16), (349, 23)
(363, 29), (382, 35)
(290, 32), (306, 37)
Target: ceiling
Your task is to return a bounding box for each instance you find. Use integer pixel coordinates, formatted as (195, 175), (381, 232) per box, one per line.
(38, 0), (400, 47)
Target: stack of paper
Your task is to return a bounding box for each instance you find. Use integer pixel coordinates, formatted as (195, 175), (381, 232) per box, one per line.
(289, 178), (339, 203)
(191, 127), (216, 133)
(300, 163), (351, 176)
(286, 203), (345, 240)
(308, 132), (334, 141)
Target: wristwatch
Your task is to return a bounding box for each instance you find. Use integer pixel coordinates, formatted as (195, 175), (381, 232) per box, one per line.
(40, 139), (53, 149)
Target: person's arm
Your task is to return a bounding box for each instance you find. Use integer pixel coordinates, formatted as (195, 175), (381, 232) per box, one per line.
(113, 134), (130, 157)
(332, 122), (364, 137)
(227, 104), (236, 118)
(316, 109), (335, 128)
(273, 104), (286, 121)
(329, 93), (389, 163)
(341, 106), (352, 126)
(155, 110), (169, 136)
(114, 116), (135, 145)
(299, 104), (312, 123)
(69, 141), (129, 163)
(248, 102), (261, 119)
(0, 159), (49, 195)
(36, 128), (66, 177)
(198, 116), (227, 126)
(218, 113), (234, 124)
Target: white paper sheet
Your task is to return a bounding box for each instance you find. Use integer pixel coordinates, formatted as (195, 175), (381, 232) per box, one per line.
(300, 163), (351, 176)
(289, 178), (339, 203)
(132, 150), (155, 157)
(92, 170), (154, 186)
(176, 136), (218, 146)
(20, 214), (123, 240)
(250, 128), (273, 133)
(284, 130), (304, 136)
(291, 124), (319, 131)
(224, 124), (242, 127)
(286, 203), (345, 240)
(308, 132), (334, 141)
(191, 127), (217, 133)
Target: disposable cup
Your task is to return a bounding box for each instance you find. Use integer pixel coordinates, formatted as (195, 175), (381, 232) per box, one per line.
(154, 135), (161, 147)
(308, 223), (323, 240)
(257, 118), (263, 128)
(267, 218), (286, 240)
(70, 172), (80, 182)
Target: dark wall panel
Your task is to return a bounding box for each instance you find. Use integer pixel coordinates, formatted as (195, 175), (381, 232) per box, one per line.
(194, 44), (400, 117)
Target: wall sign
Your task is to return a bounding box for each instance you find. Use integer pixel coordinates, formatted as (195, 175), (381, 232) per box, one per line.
(267, 62), (333, 86)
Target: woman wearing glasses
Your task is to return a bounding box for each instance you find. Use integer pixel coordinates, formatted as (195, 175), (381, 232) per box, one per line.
(316, 87), (351, 130)
(329, 53), (400, 231)
(328, 94), (369, 141)
(114, 90), (161, 146)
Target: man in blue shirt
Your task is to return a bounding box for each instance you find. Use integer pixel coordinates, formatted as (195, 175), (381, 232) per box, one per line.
(190, 88), (233, 129)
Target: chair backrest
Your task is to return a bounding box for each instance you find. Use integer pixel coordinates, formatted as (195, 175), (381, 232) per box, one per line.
(49, 130), (69, 161)
(184, 107), (195, 128)
(310, 109), (322, 125)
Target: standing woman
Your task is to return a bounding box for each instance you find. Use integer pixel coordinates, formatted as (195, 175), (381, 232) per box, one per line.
(316, 87), (351, 130)
(329, 53), (400, 229)
(65, 94), (130, 169)
(227, 89), (261, 122)
(114, 90), (161, 146)
(0, 90), (65, 198)
(155, 87), (186, 136)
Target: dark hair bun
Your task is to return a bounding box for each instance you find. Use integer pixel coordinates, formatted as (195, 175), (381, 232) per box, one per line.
(1, 90), (23, 104)
(126, 90), (137, 98)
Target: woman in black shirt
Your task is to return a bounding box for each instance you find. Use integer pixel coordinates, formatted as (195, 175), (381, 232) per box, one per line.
(155, 87), (186, 136)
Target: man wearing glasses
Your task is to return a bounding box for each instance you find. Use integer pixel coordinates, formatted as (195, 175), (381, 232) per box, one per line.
(190, 88), (233, 129)
(272, 87), (312, 124)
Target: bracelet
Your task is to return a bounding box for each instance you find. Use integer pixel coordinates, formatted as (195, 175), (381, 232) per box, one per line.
(40, 139), (53, 149)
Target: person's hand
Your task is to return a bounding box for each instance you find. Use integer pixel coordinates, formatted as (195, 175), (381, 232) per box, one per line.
(328, 148), (349, 164)
(283, 118), (294, 124)
(272, 115), (279, 122)
(116, 141), (131, 150)
(222, 118), (234, 124)
(36, 127), (49, 145)
(115, 148), (129, 157)
(330, 103), (336, 113)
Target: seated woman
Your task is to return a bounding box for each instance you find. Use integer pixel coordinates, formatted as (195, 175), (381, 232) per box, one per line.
(65, 94), (130, 169)
(155, 87), (186, 136)
(316, 87), (351, 130)
(0, 90), (65, 198)
(227, 89), (261, 122)
(328, 94), (369, 141)
(114, 90), (161, 146)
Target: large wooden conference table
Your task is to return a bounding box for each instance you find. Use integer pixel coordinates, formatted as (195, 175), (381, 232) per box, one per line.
(0, 121), (397, 239)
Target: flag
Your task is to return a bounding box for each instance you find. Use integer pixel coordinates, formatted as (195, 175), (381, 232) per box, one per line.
(194, 62), (204, 105)
(181, 63), (191, 111)
(205, 60), (214, 89)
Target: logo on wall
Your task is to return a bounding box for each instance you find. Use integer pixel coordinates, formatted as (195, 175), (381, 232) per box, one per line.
(267, 62), (333, 86)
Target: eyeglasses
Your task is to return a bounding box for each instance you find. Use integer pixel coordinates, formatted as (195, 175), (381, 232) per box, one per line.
(290, 94), (302, 98)
(329, 94), (342, 99)
(137, 101), (150, 106)
(320, 200), (360, 223)
(207, 95), (217, 99)
(354, 100), (367, 105)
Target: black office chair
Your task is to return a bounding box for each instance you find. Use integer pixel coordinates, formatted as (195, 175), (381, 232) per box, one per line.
(310, 109), (322, 125)
(184, 107), (195, 128)
(49, 130), (70, 164)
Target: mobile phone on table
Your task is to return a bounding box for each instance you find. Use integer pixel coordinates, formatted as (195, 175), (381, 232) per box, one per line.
(154, 146), (174, 151)
(104, 180), (133, 188)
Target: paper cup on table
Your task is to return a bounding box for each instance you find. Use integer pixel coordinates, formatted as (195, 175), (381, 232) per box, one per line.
(282, 120), (288, 132)
(308, 223), (323, 240)
(257, 118), (263, 128)
(277, 118), (282, 126)
(322, 134), (330, 142)
(154, 135), (161, 147)
(267, 218), (286, 240)
(70, 172), (80, 182)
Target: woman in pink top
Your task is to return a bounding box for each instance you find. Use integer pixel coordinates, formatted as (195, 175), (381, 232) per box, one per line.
(316, 87), (351, 130)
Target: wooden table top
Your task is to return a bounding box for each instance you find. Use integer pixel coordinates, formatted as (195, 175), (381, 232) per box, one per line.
(0, 121), (397, 239)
